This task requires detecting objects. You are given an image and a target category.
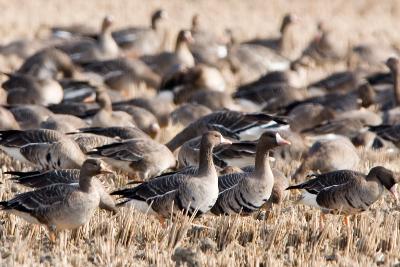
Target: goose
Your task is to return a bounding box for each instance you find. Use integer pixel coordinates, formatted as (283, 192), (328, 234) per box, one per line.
(112, 9), (168, 54)
(8, 105), (53, 130)
(91, 89), (136, 128)
(80, 58), (161, 91)
(165, 110), (288, 152)
(188, 14), (229, 66)
(286, 167), (399, 219)
(210, 132), (291, 216)
(170, 103), (212, 127)
(140, 30), (195, 76)
(57, 16), (119, 63)
(227, 30), (291, 84)
(113, 96), (175, 127)
(40, 114), (88, 133)
(2, 73), (64, 106)
(245, 13), (298, 56)
(0, 129), (86, 169)
(0, 159), (114, 241)
(87, 137), (176, 180)
(6, 167), (116, 214)
(17, 48), (76, 80)
(292, 137), (360, 182)
(288, 103), (335, 133)
(111, 131), (231, 218)
(178, 136), (256, 168)
(112, 105), (160, 138)
(71, 126), (149, 140)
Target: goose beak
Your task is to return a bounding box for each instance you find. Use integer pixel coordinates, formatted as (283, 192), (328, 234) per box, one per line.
(220, 136), (232, 145)
(389, 184), (399, 203)
(275, 133), (291, 146)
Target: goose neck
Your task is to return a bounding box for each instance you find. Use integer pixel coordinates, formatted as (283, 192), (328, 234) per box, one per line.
(198, 140), (216, 177)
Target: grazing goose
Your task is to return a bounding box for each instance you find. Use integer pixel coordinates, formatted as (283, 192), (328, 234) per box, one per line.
(111, 131), (231, 218)
(178, 136), (256, 168)
(91, 90), (136, 128)
(2, 73), (64, 106)
(0, 159), (113, 241)
(0, 129), (86, 169)
(165, 110), (288, 152)
(210, 132), (291, 216)
(286, 167), (399, 216)
(292, 137), (360, 182)
(17, 48), (76, 79)
(57, 16), (119, 63)
(112, 9), (168, 54)
(7, 167), (116, 213)
(140, 30), (195, 76)
(87, 137), (176, 180)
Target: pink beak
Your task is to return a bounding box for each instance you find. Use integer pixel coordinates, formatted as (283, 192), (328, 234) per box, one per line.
(275, 133), (291, 146)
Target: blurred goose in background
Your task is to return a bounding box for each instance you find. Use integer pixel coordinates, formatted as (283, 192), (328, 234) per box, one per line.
(0, 129), (86, 169)
(57, 16), (119, 63)
(87, 136), (175, 180)
(292, 137), (360, 182)
(112, 105), (160, 138)
(140, 30), (195, 76)
(287, 167), (399, 220)
(0, 159), (114, 241)
(165, 110), (288, 152)
(91, 89), (136, 128)
(111, 131), (231, 218)
(40, 114), (88, 133)
(112, 9), (168, 55)
(8, 105), (54, 130)
(80, 58), (161, 92)
(211, 132), (291, 216)
(17, 48), (76, 79)
(245, 13), (298, 57)
(188, 14), (229, 66)
(2, 72), (63, 106)
(170, 103), (212, 127)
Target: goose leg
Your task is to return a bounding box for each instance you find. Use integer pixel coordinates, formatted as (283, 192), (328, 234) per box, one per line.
(319, 212), (326, 230)
(343, 215), (349, 226)
(47, 225), (57, 243)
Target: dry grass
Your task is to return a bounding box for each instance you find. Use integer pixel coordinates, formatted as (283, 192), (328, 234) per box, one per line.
(0, 146), (399, 266)
(1, 0), (400, 266)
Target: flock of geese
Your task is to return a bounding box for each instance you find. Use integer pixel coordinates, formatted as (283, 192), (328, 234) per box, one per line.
(0, 9), (399, 241)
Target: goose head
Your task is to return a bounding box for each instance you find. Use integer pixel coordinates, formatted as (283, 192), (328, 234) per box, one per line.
(368, 166), (399, 202)
(151, 9), (168, 30)
(82, 159), (113, 176)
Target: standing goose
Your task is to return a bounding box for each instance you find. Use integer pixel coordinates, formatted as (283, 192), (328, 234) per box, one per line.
(0, 159), (113, 241)
(0, 129), (86, 169)
(286, 167), (399, 216)
(87, 137), (176, 180)
(112, 9), (168, 54)
(245, 13), (298, 56)
(111, 131), (231, 218)
(7, 167), (116, 214)
(140, 30), (195, 76)
(165, 110), (288, 152)
(210, 132), (291, 216)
